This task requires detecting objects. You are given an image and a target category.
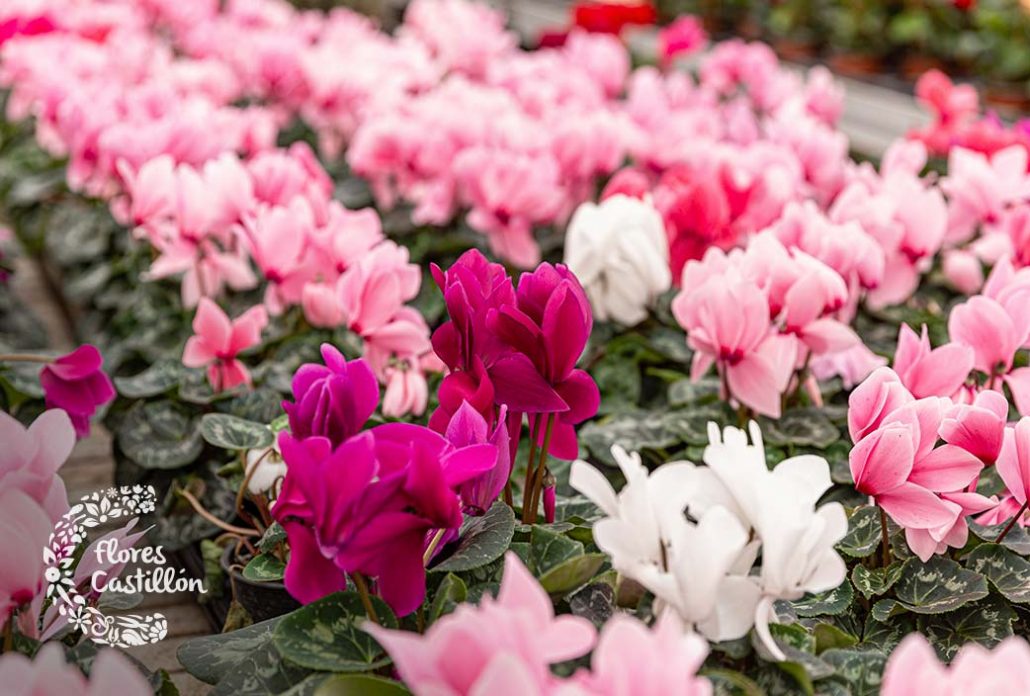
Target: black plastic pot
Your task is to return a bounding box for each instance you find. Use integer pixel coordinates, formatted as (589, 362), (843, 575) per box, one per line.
(220, 545), (300, 623)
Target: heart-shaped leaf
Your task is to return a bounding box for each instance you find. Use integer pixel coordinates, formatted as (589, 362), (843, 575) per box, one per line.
(431, 502), (515, 573)
(760, 408), (840, 449)
(963, 543), (1030, 604)
(537, 553), (606, 596)
(114, 360), (182, 398)
(242, 553), (286, 583)
(874, 556), (988, 618)
(201, 413), (273, 450)
(851, 562), (904, 600)
(273, 592), (398, 673)
(790, 580), (854, 617)
(837, 507), (883, 558)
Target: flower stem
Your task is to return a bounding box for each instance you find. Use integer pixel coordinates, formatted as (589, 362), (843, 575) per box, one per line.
(521, 414), (541, 524)
(526, 414), (556, 525)
(879, 506), (891, 567)
(997, 500), (1029, 544)
(423, 528), (447, 567)
(2, 615), (12, 653)
(0, 352), (51, 364)
(352, 573), (380, 625)
(179, 488), (260, 537)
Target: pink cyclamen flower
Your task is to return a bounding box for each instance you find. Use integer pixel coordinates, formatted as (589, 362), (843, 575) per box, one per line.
(566, 612), (712, 696)
(940, 390), (1009, 465)
(849, 396), (986, 560)
(672, 274), (797, 418)
(0, 643), (152, 696)
(893, 324), (974, 399)
(0, 409), (73, 522)
(182, 298), (268, 391)
(282, 344), (379, 448)
(658, 16), (707, 67)
(881, 633), (1030, 695)
(0, 489), (52, 633)
(39, 345), (116, 438)
(997, 417), (1030, 508)
(363, 553), (596, 696)
(847, 367), (914, 443)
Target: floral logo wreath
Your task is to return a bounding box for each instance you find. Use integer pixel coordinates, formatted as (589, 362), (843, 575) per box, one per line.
(43, 485), (168, 647)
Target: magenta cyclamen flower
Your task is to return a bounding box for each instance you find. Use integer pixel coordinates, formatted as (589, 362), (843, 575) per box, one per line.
(182, 298), (268, 391)
(489, 262), (600, 459)
(282, 345), (378, 448)
(445, 402), (511, 515)
(39, 345), (115, 438)
(273, 424), (497, 615)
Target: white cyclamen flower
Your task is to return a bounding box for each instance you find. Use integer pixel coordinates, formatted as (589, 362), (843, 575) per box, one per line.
(685, 421), (848, 660)
(246, 445), (287, 496)
(571, 446), (757, 642)
(570, 445), (693, 573)
(563, 194), (671, 326)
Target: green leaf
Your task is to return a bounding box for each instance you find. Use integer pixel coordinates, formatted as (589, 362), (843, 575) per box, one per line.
(273, 592), (398, 673)
(919, 596), (1018, 660)
(791, 580), (854, 617)
(314, 674), (411, 696)
(813, 623), (859, 653)
(530, 525), (584, 575)
(242, 553), (286, 583)
(668, 377), (720, 406)
(862, 613), (916, 654)
(820, 648), (887, 696)
(964, 543), (1030, 603)
(537, 553), (606, 596)
(428, 573), (467, 624)
(760, 408), (840, 449)
(432, 502), (515, 573)
(969, 520), (1030, 556)
(578, 409), (715, 465)
(875, 556), (989, 617)
(114, 360), (183, 398)
(118, 402), (203, 470)
(177, 617), (295, 685)
(851, 562), (904, 600)
(701, 668), (764, 696)
(837, 507), (883, 558)
(201, 413), (274, 450)
(258, 523), (287, 554)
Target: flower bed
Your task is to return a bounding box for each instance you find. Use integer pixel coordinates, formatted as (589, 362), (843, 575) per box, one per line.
(1, 0), (1030, 694)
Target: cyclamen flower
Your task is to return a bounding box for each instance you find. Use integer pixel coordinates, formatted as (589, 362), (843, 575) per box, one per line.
(672, 269), (796, 418)
(182, 298), (268, 391)
(489, 262), (600, 459)
(0, 409), (73, 522)
(39, 345), (116, 438)
(445, 402), (511, 516)
(273, 424), (497, 615)
(997, 417), (1030, 509)
(282, 345), (378, 448)
(0, 489), (52, 633)
(657, 16), (707, 67)
(364, 553), (596, 696)
(0, 643), (152, 696)
(893, 324), (974, 399)
(881, 633), (1030, 695)
(562, 195), (671, 326)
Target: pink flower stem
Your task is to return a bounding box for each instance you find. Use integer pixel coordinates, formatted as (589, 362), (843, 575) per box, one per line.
(0, 352), (52, 363)
(526, 414), (556, 525)
(879, 506), (892, 567)
(997, 500), (1030, 544)
(352, 572), (380, 625)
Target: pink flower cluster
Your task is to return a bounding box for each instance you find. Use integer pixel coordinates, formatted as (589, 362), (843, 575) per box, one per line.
(909, 70), (1030, 161)
(848, 270), (1030, 555)
(1, 0), (437, 411)
(0, 643), (151, 696)
(882, 633), (1030, 695)
(671, 231), (860, 417)
(365, 553), (713, 696)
